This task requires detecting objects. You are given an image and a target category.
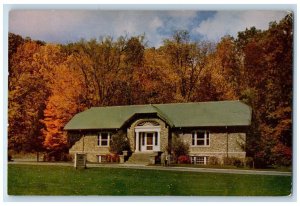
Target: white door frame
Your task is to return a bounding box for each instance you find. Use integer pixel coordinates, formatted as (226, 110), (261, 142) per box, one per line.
(134, 126), (161, 152)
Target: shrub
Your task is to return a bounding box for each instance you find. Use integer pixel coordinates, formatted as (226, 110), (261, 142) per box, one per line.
(111, 153), (120, 163)
(62, 153), (73, 162)
(233, 158), (243, 168)
(271, 143), (292, 167)
(208, 156), (220, 165)
(223, 157), (244, 167)
(110, 131), (131, 155)
(104, 154), (119, 163)
(42, 151), (69, 162)
(172, 137), (190, 162)
(253, 159), (266, 168)
(8, 152), (12, 162)
(43, 153), (53, 162)
(223, 157), (230, 165)
(178, 155), (191, 164)
(245, 157), (254, 168)
(105, 154), (112, 162)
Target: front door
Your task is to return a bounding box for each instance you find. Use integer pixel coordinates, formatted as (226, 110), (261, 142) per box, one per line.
(146, 133), (154, 151)
(140, 132), (156, 152)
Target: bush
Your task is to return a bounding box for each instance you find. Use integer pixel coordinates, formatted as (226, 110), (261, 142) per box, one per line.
(233, 158), (243, 168)
(271, 143), (292, 167)
(172, 137), (190, 162)
(111, 153), (120, 163)
(253, 142), (292, 168)
(43, 150), (70, 162)
(253, 151), (268, 168)
(245, 157), (254, 168)
(105, 154), (112, 162)
(223, 157), (244, 167)
(208, 156), (220, 165)
(223, 157), (234, 165)
(62, 153), (73, 162)
(178, 155), (191, 164)
(110, 131), (131, 155)
(8, 152), (13, 162)
(104, 154), (119, 163)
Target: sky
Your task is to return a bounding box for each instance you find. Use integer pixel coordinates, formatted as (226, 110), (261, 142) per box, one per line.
(9, 10), (288, 47)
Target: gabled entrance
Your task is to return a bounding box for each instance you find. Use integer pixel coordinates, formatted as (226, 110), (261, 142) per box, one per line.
(134, 121), (161, 152)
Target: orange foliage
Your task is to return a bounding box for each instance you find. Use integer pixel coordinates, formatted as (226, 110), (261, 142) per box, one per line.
(41, 61), (86, 151)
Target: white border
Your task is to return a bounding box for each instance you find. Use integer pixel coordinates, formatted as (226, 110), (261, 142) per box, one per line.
(1, 1), (298, 205)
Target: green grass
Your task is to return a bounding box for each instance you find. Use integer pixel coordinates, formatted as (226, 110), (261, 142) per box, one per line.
(8, 164), (291, 196)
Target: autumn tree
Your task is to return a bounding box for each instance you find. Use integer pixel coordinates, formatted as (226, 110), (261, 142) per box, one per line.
(236, 14), (293, 167)
(8, 41), (46, 153)
(194, 38), (238, 102)
(41, 60), (86, 159)
(162, 30), (210, 102)
(122, 36), (146, 104)
(64, 36), (127, 107)
(136, 47), (175, 104)
(8, 33), (25, 73)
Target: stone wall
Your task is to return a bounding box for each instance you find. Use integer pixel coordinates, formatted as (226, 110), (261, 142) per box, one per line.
(69, 134), (110, 162)
(69, 127), (246, 163)
(127, 118), (169, 152)
(178, 132), (246, 160)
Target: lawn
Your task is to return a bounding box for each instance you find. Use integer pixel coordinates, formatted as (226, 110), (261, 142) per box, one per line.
(8, 164), (292, 196)
(167, 164), (292, 172)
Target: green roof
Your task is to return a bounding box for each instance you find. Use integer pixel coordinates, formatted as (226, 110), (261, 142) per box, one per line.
(64, 100), (252, 130)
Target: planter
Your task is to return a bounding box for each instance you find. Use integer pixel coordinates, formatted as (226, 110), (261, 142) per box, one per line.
(119, 155), (125, 164)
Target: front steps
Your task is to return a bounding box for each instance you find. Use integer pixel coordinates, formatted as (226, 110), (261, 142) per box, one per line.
(125, 152), (158, 165)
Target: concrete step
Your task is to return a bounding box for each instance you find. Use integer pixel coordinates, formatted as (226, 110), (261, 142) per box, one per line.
(126, 152), (156, 164)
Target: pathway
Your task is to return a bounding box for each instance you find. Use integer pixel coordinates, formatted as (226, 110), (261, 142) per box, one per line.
(8, 161), (292, 176)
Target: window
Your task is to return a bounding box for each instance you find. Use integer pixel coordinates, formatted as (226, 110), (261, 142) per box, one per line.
(192, 131), (209, 146)
(97, 132), (110, 146)
(98, 155), (109, 163)
(191, 156), (207, 165)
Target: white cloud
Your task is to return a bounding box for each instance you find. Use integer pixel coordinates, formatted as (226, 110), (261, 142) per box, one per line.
(166, 10), (198, 18)
(194, 11), (288, 41)
(9, 10), (288, 47)
(149, 17), (163, 30)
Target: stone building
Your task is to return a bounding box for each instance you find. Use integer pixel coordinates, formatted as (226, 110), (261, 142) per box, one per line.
(64, 100), (251, 165)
